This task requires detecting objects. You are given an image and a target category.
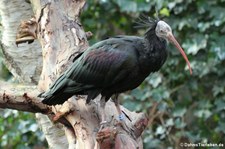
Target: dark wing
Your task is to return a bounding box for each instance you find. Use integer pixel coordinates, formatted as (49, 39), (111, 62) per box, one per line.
(40, 36), (143, 105)
(66, 36), (141, 88)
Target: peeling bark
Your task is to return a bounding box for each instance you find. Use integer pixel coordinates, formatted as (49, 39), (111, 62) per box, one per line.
(0, 0), (69, 148)
(0, 0), (42, 84)
(0, 80), (148, 148)
(0, 81), (48, 113)
(16, 17), (37, 45)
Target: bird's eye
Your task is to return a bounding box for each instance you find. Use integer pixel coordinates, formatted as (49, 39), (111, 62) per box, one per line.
(160, 29), (163, 33)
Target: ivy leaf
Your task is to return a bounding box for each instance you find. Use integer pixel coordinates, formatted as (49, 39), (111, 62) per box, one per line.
(183, 35), (207, 55)
(174, 118), (186, 129)
(172, 108), (187, 117)
(155, 125), (166, 135)
(147, 73), (162, 88)
(114, 0), (151, 12)
(194, 109), (212, 119)
(160, 8), (170, 16)
(214, 100), (225, 112)
(212, 85), (224, 97)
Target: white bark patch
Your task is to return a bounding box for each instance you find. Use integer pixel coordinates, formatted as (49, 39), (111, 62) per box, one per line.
(71, 28), (79, 46)
(0, 0), (42, 84)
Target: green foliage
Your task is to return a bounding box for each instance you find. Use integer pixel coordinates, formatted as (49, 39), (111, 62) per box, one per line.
(82, 0), (225, 148)
(0, 110), (47, 149)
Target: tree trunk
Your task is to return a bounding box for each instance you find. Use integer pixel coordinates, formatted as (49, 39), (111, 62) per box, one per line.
(0, 0), (148, 148)
(0, 0), (69, 148)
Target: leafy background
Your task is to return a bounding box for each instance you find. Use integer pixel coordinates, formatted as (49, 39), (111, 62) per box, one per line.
(1, 0), (225, 148)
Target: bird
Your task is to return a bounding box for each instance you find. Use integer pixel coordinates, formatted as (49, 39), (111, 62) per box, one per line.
(38, 17), (192, 129)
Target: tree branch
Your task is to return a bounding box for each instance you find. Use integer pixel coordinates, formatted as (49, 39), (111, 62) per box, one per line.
(0, 81), (50, 114)
(0, 79), (149, 148)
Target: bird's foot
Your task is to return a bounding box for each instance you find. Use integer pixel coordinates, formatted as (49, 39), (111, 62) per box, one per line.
(115, 112), (137, 139)
(115, 118), (130, 133)
(116, 121), (136, 139)
(99, 121), (110, 131)
(96, 126), (118, 147)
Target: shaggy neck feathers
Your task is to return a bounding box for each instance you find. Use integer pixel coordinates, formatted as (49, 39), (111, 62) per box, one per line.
(138, 19), (168, 73)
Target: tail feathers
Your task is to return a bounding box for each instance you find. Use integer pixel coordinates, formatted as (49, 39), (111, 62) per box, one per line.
(40, 85), (86, 105)
(40, 87), (101, 105)
(39, 74), (96, 105)
(41, 92), (73, 105)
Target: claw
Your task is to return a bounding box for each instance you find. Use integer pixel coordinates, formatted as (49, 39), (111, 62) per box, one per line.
(99, 121), (109, 131)
(100, 121), (108, 125)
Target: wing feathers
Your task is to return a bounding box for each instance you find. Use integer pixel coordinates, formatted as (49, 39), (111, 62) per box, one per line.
(41, 36), (142, 105)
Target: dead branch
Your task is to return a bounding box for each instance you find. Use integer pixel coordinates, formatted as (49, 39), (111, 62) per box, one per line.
(0, 81), (50, 113)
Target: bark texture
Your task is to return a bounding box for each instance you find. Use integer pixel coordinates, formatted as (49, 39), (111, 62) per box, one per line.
(0, 0), (42, 84)
(0, 0), (70, 148)
(0, 81), (48, 113)
(0, 0), (148, 148)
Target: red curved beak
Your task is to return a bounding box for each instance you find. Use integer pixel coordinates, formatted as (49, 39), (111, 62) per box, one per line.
(167, 33), (192, 75)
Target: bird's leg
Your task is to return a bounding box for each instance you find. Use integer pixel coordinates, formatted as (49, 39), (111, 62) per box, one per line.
(112, 94), (131, 133)
(99, 96), (107, 130)
(113, 95), (125, 121)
